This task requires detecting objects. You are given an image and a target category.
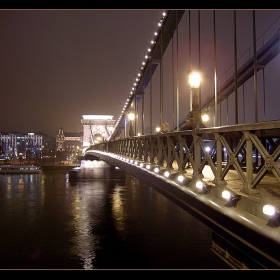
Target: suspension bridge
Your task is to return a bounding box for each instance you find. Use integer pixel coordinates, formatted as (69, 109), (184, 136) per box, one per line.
(81, 10), (280, 269)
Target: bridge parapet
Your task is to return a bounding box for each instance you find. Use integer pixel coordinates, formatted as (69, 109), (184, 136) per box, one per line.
(84, 120), (280, 268)
(87, 120), (280, 197)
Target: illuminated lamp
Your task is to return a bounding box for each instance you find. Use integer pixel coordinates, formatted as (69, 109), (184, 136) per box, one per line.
(155, 127), (161, 134)
(201, 112), (209, 128)
(128, 112), (135, 137)
(222, 190), (241, 207)
(154, 167), (160, 173)
(177, 174), (186, 183)
(164, 170), (171, 178)
(202, 113), (209, 123)
(263, 204), (278, 217)
(263, 204), (280, 227)
(187, 70), (203, 128)
(195, 180), (211, 194)
(146, 164), (151, 170)
(205, 147), (211, 153)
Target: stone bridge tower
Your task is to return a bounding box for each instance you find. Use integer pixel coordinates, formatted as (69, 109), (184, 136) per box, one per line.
(81, 115), (115, 153)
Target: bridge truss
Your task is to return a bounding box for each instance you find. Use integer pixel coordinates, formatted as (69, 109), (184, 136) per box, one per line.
(86, 120), (280, 268)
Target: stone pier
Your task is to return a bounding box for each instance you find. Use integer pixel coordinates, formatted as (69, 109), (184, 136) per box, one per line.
(69, 159), (126, 180)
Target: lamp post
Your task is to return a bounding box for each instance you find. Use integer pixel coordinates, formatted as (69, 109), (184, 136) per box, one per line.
(128, 112), (135, 137)
(155, 126), (161, 134)
(188, 71), (205, 128)
(202, 113), (209, 127)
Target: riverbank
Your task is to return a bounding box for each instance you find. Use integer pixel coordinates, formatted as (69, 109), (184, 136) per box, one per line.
(0, 159), (80, 173)
(41, 164), (78, 173)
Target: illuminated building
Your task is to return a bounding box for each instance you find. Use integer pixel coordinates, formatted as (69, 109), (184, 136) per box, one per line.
(0, 132), (54, 160)
(56, 128), (83, 162)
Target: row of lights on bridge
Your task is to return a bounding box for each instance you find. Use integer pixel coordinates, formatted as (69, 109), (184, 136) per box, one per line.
(110, 10), (168, 139)
(108, 10), (212, 139)
(107, 153), (280, 223)
(114, 69), (210, 137)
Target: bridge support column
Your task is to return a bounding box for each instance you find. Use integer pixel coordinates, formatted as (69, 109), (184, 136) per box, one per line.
(192, 133), (203, 180)
(241, 131), (258, 194)
(177, 136), (186, 173)
(213, 133), (226, 186)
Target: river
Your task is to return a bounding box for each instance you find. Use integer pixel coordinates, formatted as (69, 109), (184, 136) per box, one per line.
(0, 171), (231, 270)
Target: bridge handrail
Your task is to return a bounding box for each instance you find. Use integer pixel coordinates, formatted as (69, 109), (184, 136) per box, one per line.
(88, 120), (280, 198)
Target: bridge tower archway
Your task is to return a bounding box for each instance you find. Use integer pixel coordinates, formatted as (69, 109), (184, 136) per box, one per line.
(81, 115), (115, 154)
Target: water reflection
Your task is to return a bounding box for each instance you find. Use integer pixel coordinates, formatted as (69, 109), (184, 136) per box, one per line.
(69, 180), (107, 269)
(0, 172), (230, 269)
(111, 183), (126, 233)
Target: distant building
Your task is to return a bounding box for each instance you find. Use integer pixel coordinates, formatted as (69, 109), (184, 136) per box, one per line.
(0, 115), (116, 161)
(56, 127), (83, 161)
(0, 132), (55, 160)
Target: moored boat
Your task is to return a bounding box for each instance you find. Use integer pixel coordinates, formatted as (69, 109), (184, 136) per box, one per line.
(0, 164), (42, 174)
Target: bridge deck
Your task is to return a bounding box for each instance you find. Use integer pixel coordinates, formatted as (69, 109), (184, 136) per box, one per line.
(89, 149), (280, 268)
(183, 163), (280, 207)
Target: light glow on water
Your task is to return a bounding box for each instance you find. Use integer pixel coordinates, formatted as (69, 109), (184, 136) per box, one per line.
(0, 173), (231, 269)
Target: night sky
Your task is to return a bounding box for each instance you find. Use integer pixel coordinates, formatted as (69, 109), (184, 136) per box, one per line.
(1, 9), (280, 138)
(0, 9), (161, 137)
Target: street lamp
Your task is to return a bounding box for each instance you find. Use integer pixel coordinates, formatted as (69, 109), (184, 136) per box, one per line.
(128, 112), (135, 137)
(187, 71), (205, 128)
(202, 113), (209, 126)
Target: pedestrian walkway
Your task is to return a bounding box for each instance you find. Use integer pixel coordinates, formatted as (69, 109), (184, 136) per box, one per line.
(174, 163), (280, 209)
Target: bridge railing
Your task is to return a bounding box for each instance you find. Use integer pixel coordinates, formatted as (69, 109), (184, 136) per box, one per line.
(89, 120), (280, 194)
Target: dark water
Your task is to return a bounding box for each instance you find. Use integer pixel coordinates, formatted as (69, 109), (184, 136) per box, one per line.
(0, 172), (231, 270)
